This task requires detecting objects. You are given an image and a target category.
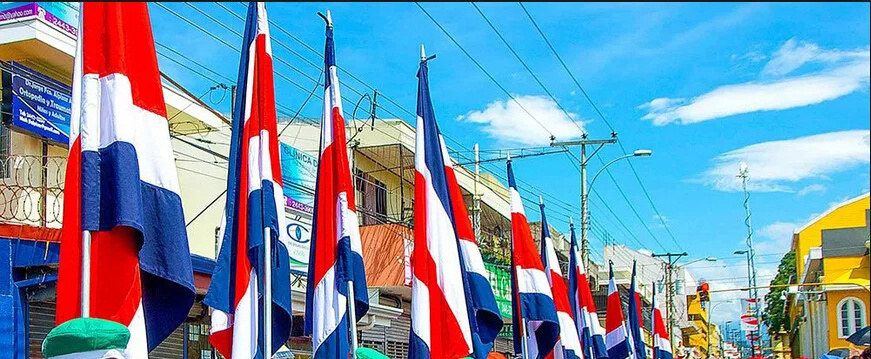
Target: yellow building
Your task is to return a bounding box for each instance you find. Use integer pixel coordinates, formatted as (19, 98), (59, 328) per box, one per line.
(684, 294), (713, 359)
(788, 193), (871, 359)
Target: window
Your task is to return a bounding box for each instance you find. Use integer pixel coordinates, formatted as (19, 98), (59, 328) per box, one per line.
(838, 297), (867, 337)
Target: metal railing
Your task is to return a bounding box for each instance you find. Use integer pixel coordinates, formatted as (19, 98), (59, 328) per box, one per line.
(0, 154), (66, 228)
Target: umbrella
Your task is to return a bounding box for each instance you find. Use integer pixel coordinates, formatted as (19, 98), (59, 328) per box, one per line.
(42, 317), (130, 359)
(847, 326), (870, 346)
(357, 347), (391, 359)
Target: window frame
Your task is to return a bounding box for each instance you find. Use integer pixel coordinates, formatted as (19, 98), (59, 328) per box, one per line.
(837, 296), (868, 338)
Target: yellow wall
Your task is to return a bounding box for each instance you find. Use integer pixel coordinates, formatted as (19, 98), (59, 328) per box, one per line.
(825, 289), (871, 349)
(793, 194), (870, 276)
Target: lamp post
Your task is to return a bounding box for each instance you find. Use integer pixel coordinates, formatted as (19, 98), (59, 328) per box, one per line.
(652, 253), (716, 355)
(552, 133), (651, 273)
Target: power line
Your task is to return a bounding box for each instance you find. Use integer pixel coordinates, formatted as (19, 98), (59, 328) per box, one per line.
(414, 2), (556, 141)
(518, 2), (684, 251)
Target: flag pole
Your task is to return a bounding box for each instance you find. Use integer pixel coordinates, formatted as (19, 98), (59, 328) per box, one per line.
(348, 280), (359, 359)
(81, 230), (91, 318)
(264, 227), (272, 358)
(521, 318), (530, 359)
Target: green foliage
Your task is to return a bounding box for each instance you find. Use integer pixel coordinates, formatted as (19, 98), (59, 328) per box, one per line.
(762, 250), (796, 334)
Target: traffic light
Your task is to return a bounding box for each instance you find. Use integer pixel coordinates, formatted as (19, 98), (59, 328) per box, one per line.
(698, 281), (710, 302)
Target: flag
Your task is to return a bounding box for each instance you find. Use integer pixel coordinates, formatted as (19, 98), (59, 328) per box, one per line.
(508, 160), (560, 359)
(539, 202), (583, 359)
(567, 222), (608, 359)
(628, 261), (646, 359)
(652, 284), (673, 359)
(304, 10), (369, 358)
(203, 3), (293, 358)
(605, 263), (633, 359)
(409, 53), (501, 359)
(438, 95), (503, 355)
(55, 3), (195, 358)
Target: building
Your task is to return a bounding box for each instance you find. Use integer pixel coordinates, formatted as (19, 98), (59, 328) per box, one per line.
(787, 193), (870, 359)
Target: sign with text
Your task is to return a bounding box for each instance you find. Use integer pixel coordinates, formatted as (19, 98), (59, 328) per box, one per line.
(279, 142), (317, 215)
(0, 2), (79, 36)
(2, 62), (71, 144)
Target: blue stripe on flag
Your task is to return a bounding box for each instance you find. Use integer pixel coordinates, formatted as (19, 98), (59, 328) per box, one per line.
(80, 141), (195, 350)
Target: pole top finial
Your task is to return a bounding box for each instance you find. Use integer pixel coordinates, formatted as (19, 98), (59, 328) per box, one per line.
(539, 196), (544, 205)
(421, 44), (426, 61)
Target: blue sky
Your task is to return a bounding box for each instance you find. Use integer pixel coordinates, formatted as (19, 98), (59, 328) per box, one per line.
(148, 2), (871, 322)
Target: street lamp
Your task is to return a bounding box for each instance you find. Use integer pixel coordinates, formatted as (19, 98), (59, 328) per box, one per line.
(552, 138), (652, 272)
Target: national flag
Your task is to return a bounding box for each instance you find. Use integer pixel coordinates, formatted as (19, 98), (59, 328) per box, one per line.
(539, 202), (583, 359)
(55, 3), (195, 358)
(304, 10), (369, 358)
(651, 283), (673, 359)
(203, 3), (293, 358)
(567, 221), (608, 359)
(409, 52), (501, 359)
(627, 261), (646, 359)
(605, 263), (633, 359)
(508, 160), (560, 359)
(439, 115), (503, 355)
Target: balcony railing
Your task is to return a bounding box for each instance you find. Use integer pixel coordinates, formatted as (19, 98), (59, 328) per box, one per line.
(0, 154), (66, 228)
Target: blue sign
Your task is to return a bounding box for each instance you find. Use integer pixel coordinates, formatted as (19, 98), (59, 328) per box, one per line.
(279, 142), (317, 214)
(3, 62), (71, 144)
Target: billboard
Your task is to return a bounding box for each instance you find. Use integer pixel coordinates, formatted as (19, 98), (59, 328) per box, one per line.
(1, 62), (71, 145)
(0, 2), (79, 36)
(279, 142), (316, 215)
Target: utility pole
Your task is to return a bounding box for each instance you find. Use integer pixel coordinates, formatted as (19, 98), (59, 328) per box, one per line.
(551, 132), (617, 272)
(652, 251), (688, 355)
(473, 143), (482, 241)
(737, 163), (760, 358)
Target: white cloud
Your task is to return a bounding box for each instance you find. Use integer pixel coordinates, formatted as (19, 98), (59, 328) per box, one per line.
(458, 95), (585, 146)
(797, 184), (826, 196)
(762, 38), (870, 76)
(755, 222), (798, 255)
(697, 130), (870, 192)
(731, 50), (767, 63)
(640, 40), (870, 125)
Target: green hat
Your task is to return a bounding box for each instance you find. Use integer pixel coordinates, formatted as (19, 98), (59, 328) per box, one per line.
(357, 347), (391, 359)
(42, 317), (130, 358)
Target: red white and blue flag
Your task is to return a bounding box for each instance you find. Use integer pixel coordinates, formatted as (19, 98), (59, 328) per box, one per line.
(508, 160), (560, 359)
(567, 221), (608, 359)
(410, 54), (503, 359)
(203, 3), (293, 358)
(539, 202), (583, 359)
(628, 261), (647, 359)
(304, 11), (369, 358)
(606, 262), (633, 359)
(652, 284), (673, 359)
(56, 3), (195, 358)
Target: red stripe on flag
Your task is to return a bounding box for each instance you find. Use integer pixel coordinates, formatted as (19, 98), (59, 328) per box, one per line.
(81, 2), (166, 118)
(412, 171), (471, 358)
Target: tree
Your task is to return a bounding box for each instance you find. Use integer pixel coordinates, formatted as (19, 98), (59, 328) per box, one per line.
(762, 250), (796, 334)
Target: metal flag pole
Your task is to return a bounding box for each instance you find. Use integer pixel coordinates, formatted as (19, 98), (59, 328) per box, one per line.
(521, 318), (530, 359)
(264, 227), (272, 358)
(81, 230), (91, 317)
(348, 280), (359, 359)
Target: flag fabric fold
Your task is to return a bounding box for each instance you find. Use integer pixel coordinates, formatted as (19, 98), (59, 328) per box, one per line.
(567, 222), (609, 359)
(652, 284), (673, 359)
(628, 261), (646, 359)
(203, 3), (293, 358)
(508, 160), (560, 359)
(440, 131), (503, 356)
(304, 12), (369, 358)
(55, 3), (195, 358)
(605, 263), (633, 359)
(539, 203), (583, 359)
